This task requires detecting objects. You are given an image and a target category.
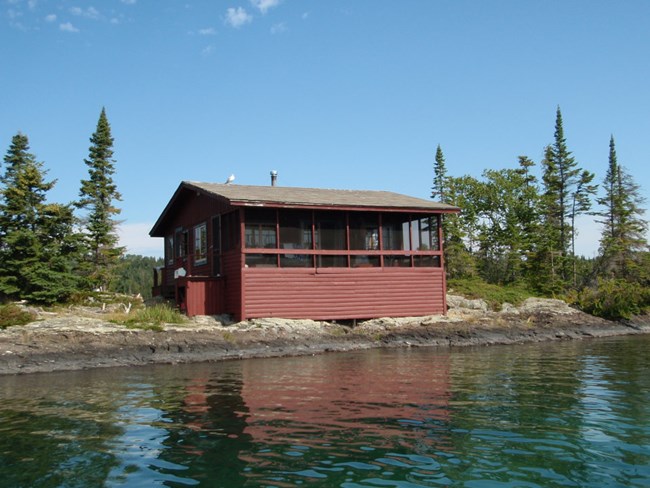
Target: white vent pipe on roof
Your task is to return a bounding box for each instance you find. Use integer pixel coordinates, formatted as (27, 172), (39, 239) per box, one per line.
(270, 170), (278, 186)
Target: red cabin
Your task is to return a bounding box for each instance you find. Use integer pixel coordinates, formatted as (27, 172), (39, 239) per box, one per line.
(150, 181), (459, 321)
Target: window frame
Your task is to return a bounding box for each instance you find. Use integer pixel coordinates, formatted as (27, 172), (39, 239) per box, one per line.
(193, 222), (208, 266)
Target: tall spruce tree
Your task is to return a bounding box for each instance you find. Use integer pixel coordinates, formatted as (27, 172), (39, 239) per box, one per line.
(595, 136), (648, 281)
(539, 107), (595, 289)
(77, 108), (124, 290)
(0, 133), (81, 303)
(430, 146), (477, 278)
(431, 144), (448, 201)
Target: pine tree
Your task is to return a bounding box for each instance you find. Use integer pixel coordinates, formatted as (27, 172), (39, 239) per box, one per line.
(77, 108), (124, 290)
(595, 136), (648, 281)
(0, 133), (81, 303)
(540, 107), (595, 288)
(431, 144), (448, 201)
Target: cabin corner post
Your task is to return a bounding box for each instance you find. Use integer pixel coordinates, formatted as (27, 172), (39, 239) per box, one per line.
(239, 207), (247, 321)
(438, 213), (448, 314)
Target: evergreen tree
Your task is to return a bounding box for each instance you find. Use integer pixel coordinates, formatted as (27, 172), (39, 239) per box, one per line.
(430, 145), (475, 278)
(539, 107), (594, 288)
(431, 144), (448, 201)
(595, 136), (648, 281)
(0, 133), (81, 303)
(77, 108), (124, 290)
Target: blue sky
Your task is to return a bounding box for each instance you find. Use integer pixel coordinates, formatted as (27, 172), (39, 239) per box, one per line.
(2, 0), (649, 257)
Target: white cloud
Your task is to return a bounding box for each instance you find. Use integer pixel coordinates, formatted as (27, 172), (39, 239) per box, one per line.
(302, 12), (309, 20)
(202, 45), (215, 56)
(225, 7), (252, 28)
(45, 13), (56, 22)
(121, 0), (137, 4)
(118, 223), (163, 257)
(27, 0), (38, 10)
(59, 22), (79, 32)
(198, 27), (216, 35)
(250, 0), (280, 14)
(70, 6), (100, 19)
(270, 22), (286, 34)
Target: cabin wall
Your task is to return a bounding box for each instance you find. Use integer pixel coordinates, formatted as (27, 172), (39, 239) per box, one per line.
(161, 190), (233, 285)
(155, 189), (243, 317)
(222, 250), (243, 319)
(242, 267), (446, 320)
(184, 278), (224, 316)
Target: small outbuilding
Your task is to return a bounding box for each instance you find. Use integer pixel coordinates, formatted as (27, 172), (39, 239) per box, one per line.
(150, 180), (459, 321)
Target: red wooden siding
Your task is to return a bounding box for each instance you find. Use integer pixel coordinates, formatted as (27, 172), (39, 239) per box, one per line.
(222, 250), (243, 319)
(184, 278), (224, 316)
(242, 267), (445, 320)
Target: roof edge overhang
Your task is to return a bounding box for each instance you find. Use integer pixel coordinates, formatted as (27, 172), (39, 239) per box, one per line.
(227, 200), (460, 214)
(149, 181), (236, 237)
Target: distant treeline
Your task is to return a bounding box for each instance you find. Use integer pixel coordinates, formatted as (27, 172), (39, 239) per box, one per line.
(434, 107), (649, 319)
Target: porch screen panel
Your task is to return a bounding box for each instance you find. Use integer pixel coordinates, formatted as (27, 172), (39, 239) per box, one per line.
(279, 210), (313, 251)
(314, 211), (346, 250)
(349, 212), (379, 251)
(245, 208), (277, 249)
(412, 216), (440, 251)
(381, 213), (411, 250)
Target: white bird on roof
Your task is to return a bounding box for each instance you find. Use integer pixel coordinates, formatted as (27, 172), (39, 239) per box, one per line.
(225, 174), (235, 184)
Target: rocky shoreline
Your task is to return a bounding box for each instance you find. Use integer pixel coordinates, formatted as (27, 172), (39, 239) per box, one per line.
(1, 297), (648, 375)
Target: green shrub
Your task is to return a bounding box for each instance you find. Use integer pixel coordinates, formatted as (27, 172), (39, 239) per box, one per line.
(576, 279), (650, 320)
(447, 277), (535, 310)
(0, 303), (36, 329)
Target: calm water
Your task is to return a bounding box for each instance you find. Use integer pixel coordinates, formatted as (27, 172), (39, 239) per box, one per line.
(0, 335), (649, 487)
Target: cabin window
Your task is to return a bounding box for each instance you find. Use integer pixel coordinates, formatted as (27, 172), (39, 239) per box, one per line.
(382, 213), (411, 250)
(349, 212), (379, 250)
(245, 208), (277, 249)
(175, 228), (188, 259)
(314, 211), (346, 250)
(411, 216), (440, 251)
(165, 235), (174, 265)
(194, 223), (207, 265)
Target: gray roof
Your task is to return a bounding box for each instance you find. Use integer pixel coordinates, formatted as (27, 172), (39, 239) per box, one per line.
(185, 181), (459, 212)
(150, 181), (459, 236)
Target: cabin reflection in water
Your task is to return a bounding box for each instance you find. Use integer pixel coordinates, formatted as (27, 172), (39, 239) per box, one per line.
(168, 351), (451, 483)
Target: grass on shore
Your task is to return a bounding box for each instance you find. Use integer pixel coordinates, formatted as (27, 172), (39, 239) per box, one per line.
(447, 278), (536, 310)
(109, 303), (187, 331)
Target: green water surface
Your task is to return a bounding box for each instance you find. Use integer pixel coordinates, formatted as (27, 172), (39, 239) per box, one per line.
(0, 334), (648, 487)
